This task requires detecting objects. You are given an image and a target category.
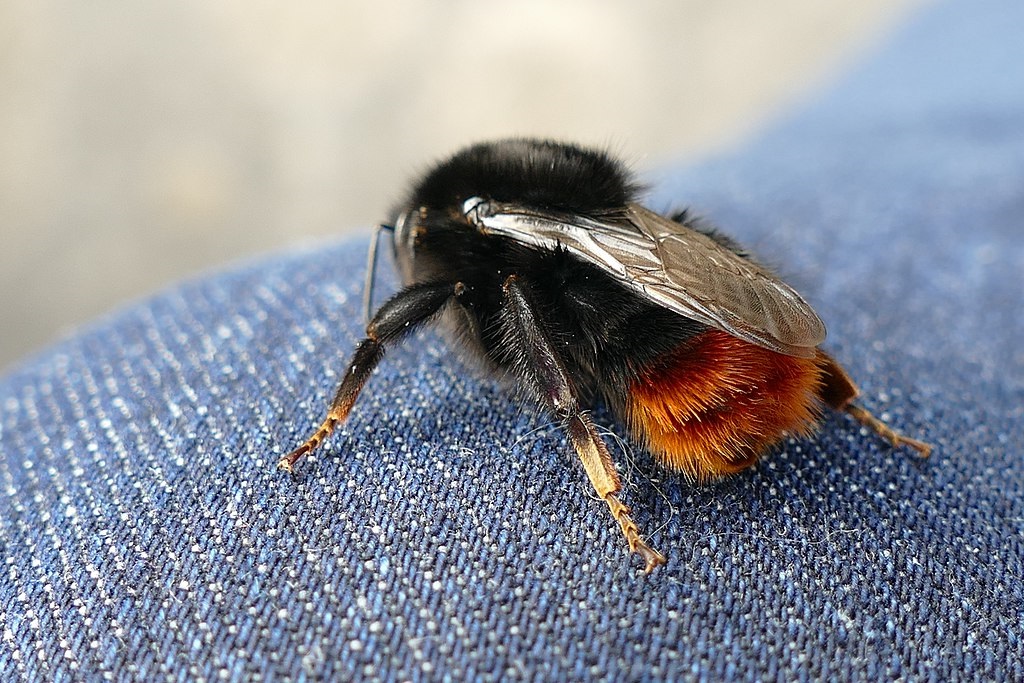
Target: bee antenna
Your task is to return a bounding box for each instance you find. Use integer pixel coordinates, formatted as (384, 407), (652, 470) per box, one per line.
(363, 223), (395, 323)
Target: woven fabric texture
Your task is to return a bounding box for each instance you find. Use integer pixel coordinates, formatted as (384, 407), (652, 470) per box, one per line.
(2, 1), (1022, 680)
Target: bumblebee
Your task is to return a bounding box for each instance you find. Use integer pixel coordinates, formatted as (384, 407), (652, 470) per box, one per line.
(279, 139), (930, 573)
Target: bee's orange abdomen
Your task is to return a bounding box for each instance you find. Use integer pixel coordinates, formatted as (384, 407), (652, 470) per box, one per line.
(626, 329), (824, 481)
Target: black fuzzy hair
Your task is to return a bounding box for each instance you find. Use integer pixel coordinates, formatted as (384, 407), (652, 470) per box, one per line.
(408, 139), (639, 215)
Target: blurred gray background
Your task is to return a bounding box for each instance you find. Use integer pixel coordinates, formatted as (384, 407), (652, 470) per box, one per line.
(1, 0), (926, 372)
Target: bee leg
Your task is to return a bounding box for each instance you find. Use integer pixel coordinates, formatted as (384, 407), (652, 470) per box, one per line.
(844, 404), (933, 458)
(501, 275), (666, 573)
(816, 351), (932, 457)
(279, 280), (463, 472)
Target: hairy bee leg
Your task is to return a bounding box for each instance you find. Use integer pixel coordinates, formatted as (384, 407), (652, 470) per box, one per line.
(279, 280), (463, 472)
(816, 352), (932, 458)
(844, 404), (933, 458)
(277, 338), (381, 472)
(565, 413), (668, 573)
(501, 275), (666, 573)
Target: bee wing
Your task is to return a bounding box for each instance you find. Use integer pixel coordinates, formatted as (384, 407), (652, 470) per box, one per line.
(466, 198), (826, 357)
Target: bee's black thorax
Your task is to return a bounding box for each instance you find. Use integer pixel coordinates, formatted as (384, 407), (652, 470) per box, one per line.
(394, 209), (704, 403)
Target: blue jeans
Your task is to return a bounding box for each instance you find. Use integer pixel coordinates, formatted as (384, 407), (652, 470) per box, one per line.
(2, 1), (1022, 679)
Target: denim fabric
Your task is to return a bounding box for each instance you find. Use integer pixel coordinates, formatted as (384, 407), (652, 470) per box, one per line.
(2, 1), (1023, 680)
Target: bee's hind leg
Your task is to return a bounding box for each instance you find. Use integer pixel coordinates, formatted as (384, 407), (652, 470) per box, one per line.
(816, 352), (932, 458)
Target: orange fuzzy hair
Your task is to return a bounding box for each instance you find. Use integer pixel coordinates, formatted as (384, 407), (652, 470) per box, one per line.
(626, 329), (826, 481)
